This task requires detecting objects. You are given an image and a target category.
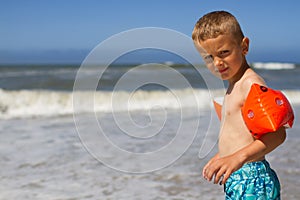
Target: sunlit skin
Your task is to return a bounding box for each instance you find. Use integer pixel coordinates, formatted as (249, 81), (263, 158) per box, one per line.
(194, 34), (286, 185)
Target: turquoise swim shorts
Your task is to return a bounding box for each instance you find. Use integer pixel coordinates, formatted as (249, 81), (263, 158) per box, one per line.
(224, 160), (280, 200)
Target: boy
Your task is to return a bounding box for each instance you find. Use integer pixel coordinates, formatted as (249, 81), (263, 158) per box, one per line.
(192, 11), (285, 199)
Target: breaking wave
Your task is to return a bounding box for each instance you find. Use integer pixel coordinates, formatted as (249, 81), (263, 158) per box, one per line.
(1, 88), (299, 119)
(0, 88), (212, 119)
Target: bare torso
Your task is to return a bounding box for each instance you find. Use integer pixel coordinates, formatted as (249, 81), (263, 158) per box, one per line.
(218, 68), (265, 162)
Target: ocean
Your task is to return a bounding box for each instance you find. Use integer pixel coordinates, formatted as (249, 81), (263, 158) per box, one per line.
(0, 63), (299, 199)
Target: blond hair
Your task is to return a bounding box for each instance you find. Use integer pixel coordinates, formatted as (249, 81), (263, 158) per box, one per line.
(192, 11), (244, 43)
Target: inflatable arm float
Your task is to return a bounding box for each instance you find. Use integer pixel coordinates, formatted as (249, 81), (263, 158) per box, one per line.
(213, 83), (294, 138)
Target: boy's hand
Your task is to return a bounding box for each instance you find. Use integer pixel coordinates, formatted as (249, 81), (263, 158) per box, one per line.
(202, 154), (244, 185)
(203, 127), (286, 185)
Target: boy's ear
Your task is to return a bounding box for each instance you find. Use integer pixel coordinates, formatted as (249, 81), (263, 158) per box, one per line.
(241, 37), (250, 55)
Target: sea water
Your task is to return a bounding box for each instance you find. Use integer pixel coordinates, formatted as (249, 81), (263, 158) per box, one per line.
(0, 63), (299, 199)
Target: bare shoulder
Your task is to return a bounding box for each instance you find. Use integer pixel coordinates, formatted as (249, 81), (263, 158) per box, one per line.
(240, 68), (266, 98)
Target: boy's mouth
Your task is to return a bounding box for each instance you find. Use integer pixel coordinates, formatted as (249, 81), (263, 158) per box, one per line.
(218, 67), (229, 73)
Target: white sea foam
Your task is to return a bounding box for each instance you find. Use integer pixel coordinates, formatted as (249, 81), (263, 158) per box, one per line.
(252, 62), (296, 70)
(0, 89), (212, 119)
(1, 88), (299, 119)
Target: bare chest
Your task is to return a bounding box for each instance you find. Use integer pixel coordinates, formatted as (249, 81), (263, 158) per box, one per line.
(223, 92), (244, 119)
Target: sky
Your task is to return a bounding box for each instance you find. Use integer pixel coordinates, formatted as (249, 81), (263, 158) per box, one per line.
(1, 0), (300, 64)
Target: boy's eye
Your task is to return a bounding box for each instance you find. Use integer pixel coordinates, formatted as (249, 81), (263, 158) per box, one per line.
(204, 55), (213, 61)
(219, 50), (229, 57)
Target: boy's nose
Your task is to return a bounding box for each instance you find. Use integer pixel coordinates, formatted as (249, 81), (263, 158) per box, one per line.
(214, 58), (223, 67)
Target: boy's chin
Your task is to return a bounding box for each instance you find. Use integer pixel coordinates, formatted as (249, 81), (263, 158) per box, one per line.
(211, 72), (223, 80)
(206, 64), (230, 80)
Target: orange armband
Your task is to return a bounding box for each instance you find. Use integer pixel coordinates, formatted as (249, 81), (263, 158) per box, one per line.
(213, 84), (294, 139)
(213, 99), (222, 120)
(241, 83), (294, 138)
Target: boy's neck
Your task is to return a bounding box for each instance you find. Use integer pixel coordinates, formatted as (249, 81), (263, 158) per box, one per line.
(227, 62), (250, 92)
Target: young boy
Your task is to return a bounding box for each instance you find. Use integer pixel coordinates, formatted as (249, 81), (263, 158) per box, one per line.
(192, 11), (286, 199)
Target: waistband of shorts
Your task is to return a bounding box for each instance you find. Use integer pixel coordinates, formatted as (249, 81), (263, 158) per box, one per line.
(229, 159), (274, 180)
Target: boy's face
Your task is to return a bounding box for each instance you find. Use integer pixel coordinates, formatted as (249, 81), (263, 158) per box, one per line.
(194, 34), (248, 82)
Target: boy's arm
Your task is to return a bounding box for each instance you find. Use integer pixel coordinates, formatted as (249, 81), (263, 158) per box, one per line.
(203, 127), (286, 185)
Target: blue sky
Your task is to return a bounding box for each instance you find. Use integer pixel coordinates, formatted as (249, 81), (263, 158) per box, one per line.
(1, 0), (300, 64)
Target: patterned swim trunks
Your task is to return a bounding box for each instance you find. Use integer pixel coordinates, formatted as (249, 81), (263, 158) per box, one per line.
(224, 160), (280, 200)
